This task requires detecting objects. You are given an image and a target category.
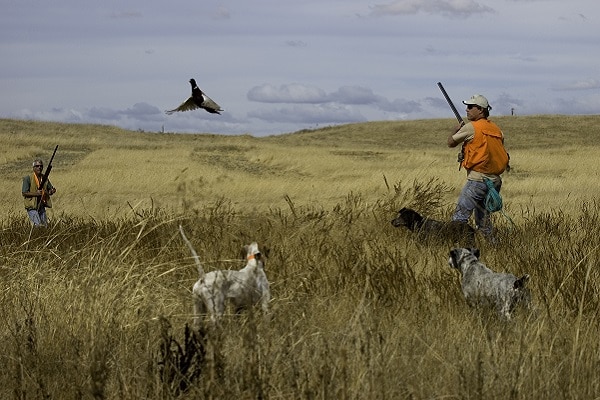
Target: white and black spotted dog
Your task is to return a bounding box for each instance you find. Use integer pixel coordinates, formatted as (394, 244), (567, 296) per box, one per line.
(391, 207), (476, 245)
(448, 247), (531, 320)
(179, 225), (270, 325)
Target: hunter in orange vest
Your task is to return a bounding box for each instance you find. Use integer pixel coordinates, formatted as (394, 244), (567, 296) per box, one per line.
(447, 94), (509, 241)
(22, 158), (57, 226)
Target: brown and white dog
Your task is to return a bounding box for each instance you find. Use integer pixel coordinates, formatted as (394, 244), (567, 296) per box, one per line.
(179, 225), (270, 325)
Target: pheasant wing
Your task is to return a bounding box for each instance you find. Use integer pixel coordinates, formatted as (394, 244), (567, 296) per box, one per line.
(200, 93), (223, 114)
(165, 97), (200, 115)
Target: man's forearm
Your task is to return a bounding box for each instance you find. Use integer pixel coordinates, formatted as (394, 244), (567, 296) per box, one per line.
(447, 134), (459, 148)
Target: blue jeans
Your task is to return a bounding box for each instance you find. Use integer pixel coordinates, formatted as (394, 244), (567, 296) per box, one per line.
(452, 180), (502, 238)
(27, 208), (48, 227)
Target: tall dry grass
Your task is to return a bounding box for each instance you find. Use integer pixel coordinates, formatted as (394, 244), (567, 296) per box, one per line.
(1, 117), (600, 398)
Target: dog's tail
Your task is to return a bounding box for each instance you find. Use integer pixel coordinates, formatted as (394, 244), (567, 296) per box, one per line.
(179, 225), (205, 279)
(514, 274), (530, 289)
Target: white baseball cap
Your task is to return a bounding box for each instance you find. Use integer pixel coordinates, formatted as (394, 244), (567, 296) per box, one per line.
(463, 94), (491, 110)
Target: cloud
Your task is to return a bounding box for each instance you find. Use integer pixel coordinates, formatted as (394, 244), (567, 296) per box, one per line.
(285, 40), (308, 48)
(380, 98), (423, 113)
(119, 102), (162, 118)
(116, 103), (167, 123)
(328, 86), (382, 105)
(213, 6), (232, 20)
(247, 83), (328, 104)
(16, 103), (163, 128)
(247, 83), (423, 115)
(108, 11), (143, 19)
(89, 107), (121, 120)
(13, 108), (84, 124)
(248, 104), (366, 124)
(369, 0), (495, 18)
(424, 96), (450, 109)
(246, 83), (428, 118)
(491, 93), (525, 114)
(325, 86), (423, 113)
(509, 53), (538, 62)
(552, 79), (600, 91)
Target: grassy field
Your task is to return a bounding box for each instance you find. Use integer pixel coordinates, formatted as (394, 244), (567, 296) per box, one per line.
(1, 116), (599, 398)
(3, 115), (600, 219)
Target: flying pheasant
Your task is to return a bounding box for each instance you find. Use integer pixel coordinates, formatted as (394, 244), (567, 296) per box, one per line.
(165, 79), (223, 115)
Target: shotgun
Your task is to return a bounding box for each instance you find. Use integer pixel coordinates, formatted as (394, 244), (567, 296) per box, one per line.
(437, 82), (465, 170)
(37, 145), (58, 210)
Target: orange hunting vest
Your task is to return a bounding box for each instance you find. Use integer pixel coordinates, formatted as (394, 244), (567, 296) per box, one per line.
(24, 173), (52, 209)
(461, 119), (509, 175)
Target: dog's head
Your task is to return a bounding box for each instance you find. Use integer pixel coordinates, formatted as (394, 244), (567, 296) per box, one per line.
(241, 242), (265, 268)
(391, 207), (423, 229)
(243, 242), (260, 258)
(448, 247), (480, 271)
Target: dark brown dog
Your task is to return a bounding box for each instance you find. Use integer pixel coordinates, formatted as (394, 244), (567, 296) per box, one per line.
(391, 207), (476, 245)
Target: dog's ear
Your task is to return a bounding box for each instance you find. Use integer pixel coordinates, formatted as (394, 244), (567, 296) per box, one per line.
(449, 249), (459, 268)
(514, 274), (530, 289)
(469, 248), (480, 259)
(240, 245), (249, 260)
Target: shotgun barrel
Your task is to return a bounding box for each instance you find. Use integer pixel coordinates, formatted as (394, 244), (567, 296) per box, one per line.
(437, 83), (465, 170)
(38, 145), (58, 190)
(437, 82), (464, 126)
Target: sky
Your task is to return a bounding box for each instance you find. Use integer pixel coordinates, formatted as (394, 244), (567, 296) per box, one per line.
(1, 0), (598, 136)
